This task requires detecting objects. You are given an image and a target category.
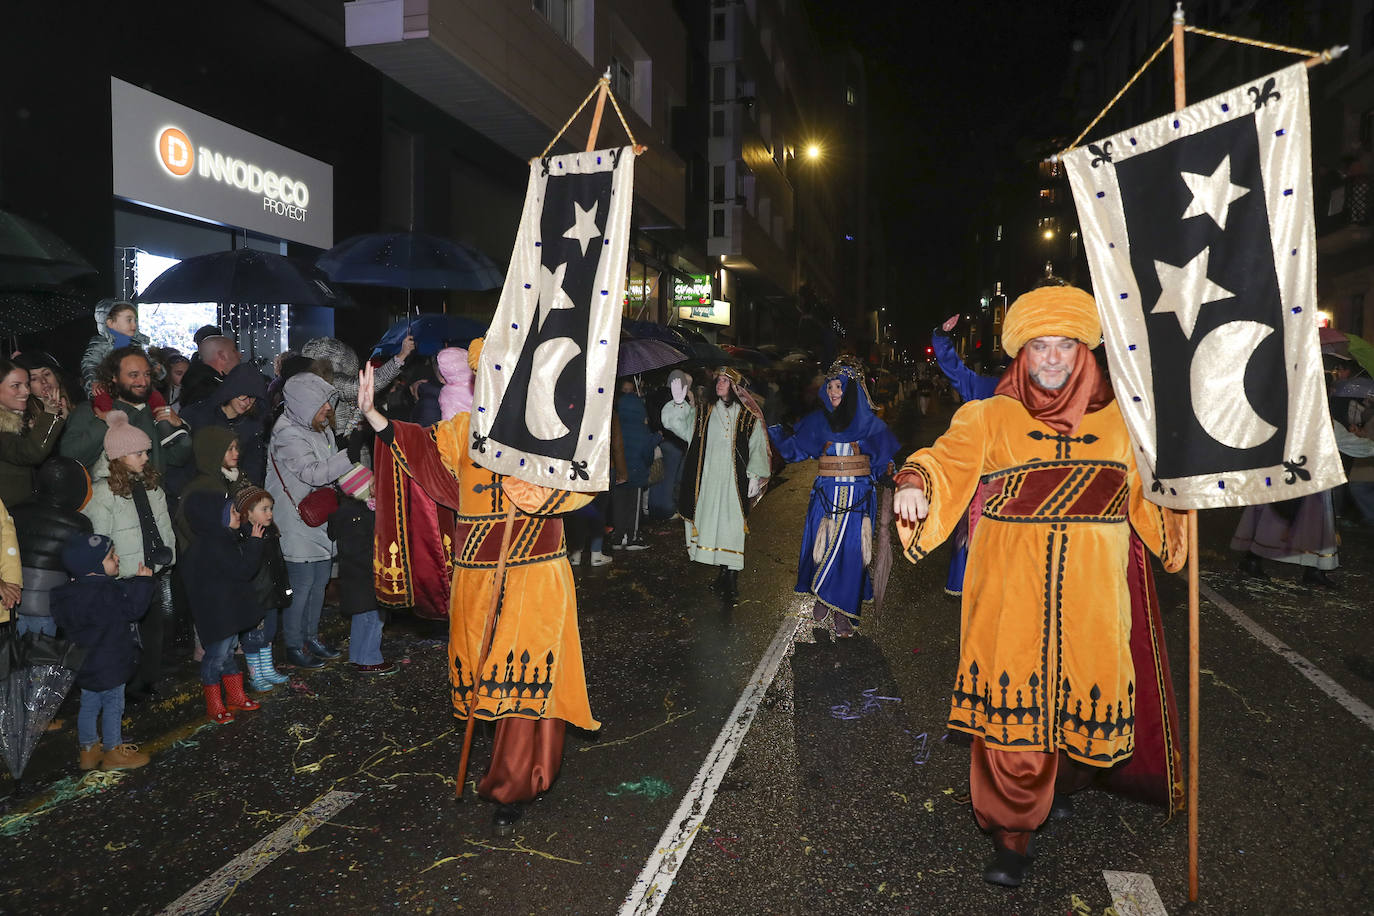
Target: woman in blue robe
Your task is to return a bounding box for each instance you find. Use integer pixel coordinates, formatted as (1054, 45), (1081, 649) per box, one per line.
(768, 358), (900, 636)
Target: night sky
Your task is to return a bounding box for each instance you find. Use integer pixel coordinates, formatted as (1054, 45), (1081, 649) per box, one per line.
(805, 1), (1115, 346)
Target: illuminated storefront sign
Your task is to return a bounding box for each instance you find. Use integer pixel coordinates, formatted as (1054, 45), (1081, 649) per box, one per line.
(111, 77), (333, 248)
(679, 298), (731, 326)
(672, 274), (712, 307)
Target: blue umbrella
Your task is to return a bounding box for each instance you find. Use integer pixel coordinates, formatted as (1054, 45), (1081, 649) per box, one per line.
(137, 249), (350, 307)
(318, 232), (504, 291)
(372, 314), (488, 358)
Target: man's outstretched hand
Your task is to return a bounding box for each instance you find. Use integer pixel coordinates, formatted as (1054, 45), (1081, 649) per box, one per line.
(893, 484), (929, 523)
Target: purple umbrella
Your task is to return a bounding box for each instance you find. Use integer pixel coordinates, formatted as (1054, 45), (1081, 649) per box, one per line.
(617, 338), (687, 377)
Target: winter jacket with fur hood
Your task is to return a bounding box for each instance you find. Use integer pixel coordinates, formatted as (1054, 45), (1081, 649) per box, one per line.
(0, 403), (65, 509)
(267, 372), (353, 562)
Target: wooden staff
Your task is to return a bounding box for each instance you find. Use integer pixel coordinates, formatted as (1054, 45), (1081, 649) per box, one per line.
(1172, 2), (1201, 901)
(455, 81), (612, 800)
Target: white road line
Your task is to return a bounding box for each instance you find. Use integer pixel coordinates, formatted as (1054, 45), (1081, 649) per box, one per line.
(619, 613), (802, 916)
(1200, 582), (1374, 732)
(1103, 870), (1169, 916)
(157, 789), (360, 916)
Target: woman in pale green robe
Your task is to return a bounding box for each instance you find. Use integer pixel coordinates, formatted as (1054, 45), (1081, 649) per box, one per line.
(661, 372), (771, 577)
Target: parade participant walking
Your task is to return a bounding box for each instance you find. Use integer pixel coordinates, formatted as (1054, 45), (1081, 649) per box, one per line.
(661, 367), (771, 600)
(361, 345), (598, 835)
(893, 286), (1187, 887)
(769, 357), (899, 636)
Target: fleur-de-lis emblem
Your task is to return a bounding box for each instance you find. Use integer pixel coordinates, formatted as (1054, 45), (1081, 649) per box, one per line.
(569, 460), (589, 482)
(1282, 456), (1310, 484)
(1151, 478), (1166, 494)
(1248, 77), (1281, 110)
(1089, 140), (1114, 168)
(472, 432), (488, 454)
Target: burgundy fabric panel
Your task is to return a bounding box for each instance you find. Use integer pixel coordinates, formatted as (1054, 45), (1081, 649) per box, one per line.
(1064, 466), (1128, 517)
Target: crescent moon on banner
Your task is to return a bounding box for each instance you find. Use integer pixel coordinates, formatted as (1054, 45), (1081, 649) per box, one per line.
(1189, 319), (1280, 450)
(525, 337), (580, 440)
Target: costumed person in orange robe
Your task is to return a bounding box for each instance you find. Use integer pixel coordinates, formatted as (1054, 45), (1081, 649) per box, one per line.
(359, 343), (598, 835)
(893, 286), (1188, 887)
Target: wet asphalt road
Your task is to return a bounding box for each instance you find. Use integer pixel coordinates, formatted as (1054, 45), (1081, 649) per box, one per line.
(2, 399), (1372, 915)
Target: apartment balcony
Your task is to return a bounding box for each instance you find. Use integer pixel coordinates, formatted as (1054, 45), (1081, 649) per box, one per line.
(708, 203), (791, 294)
(345, 0), (684, 229)
(1317, 176), (1372, 257)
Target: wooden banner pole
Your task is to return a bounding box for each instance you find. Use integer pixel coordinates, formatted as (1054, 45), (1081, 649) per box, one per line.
(586, 73), (610, 152)
(1172, 2), (1201, 902)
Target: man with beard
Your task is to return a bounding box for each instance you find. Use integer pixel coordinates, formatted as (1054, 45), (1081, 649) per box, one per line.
(768, 357), (899, 636)
(893, 286), (1187, 887)
(63, 346), (193, 477)
(661, 367), (771, 599)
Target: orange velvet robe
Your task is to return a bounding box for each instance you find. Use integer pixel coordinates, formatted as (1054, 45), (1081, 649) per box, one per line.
(383, 412), (599, 731)
(898, 396), (1186, 767)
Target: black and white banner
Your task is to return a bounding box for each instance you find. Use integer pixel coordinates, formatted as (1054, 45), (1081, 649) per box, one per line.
(470, 147), (634, 492)
(1065, 63), (1342, 510)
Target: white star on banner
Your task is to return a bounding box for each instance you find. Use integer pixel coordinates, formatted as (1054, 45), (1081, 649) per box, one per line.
(1180, 156), (1250, 230)
(563, 201), (602, 256)
(1152, 248), (1234, 339)
(537, 261), (573, 329)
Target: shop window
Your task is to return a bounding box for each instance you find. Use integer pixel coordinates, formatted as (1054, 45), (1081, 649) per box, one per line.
(1039, 188), (1057, 203)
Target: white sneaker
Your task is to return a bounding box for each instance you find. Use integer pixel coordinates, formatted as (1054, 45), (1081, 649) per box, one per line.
(568, 551), (582, 565)
(590, 553), (613, 567)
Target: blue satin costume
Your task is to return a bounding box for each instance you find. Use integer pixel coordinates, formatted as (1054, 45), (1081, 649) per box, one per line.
(931, 332), (1000, 595)
(768, 371), (900, 625)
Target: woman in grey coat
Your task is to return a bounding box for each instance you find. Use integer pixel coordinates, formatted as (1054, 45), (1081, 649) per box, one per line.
(266, 372), (354, 668)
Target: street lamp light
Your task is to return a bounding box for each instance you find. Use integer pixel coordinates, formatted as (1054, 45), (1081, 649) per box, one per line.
(1042, 229), (1055, 240)
(806, 143), (822, 161)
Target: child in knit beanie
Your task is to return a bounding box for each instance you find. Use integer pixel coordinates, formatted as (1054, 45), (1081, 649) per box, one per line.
(85, 409), (176, 703)
(50, 532), (157, 771)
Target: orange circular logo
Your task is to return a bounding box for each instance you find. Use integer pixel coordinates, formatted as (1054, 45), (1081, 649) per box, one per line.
(156, 127), (194, 177)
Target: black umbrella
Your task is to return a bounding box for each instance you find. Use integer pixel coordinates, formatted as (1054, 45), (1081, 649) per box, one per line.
(317, 231), (504, 291)
(0, 289), (91, 336)
(617, 338), (687, 377)
(0, 210), (97, 291)
(0, 623), (86, 780)
(137, 249), (351, 307)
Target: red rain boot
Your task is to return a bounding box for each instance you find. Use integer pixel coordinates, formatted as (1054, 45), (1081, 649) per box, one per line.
(203, 683), (235, 725)
(222, 673), (261, 712)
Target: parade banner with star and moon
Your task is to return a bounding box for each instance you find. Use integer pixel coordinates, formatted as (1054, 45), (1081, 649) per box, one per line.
(1064, 62), (1343, 510)
(470, 147), (634, 492)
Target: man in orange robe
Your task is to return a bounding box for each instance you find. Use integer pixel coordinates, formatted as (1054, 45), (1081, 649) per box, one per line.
(360, 346), (598, 835)
(894, 286), (1187, 887)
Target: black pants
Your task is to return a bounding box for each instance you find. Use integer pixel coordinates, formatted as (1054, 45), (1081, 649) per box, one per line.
(129, 570), (175, 693)
(610, 485), (642, 543)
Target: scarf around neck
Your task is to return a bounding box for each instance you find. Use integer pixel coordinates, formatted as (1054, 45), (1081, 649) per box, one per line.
(993, 342), (1114, 435)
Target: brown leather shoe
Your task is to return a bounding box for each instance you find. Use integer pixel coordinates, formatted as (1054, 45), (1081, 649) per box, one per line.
(101, 743), (151, 770)
(78, 742), (104, 772)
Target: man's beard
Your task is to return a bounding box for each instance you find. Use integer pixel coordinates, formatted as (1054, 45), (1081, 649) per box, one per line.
(1030, 368), (1071, 391)
(115, 382), (149, 404)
